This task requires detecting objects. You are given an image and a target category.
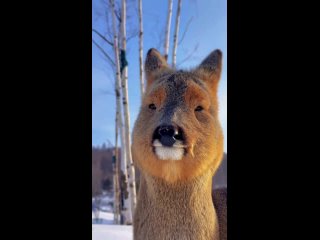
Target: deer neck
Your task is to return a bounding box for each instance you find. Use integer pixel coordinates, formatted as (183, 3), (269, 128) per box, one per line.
(134, 169), (219, 240)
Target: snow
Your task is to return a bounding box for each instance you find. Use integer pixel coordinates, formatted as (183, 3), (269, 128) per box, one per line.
(92, 195), (133, 240)
(92, 212), (133, 240)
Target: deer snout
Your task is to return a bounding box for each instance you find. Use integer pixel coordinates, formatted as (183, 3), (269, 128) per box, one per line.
(153, 125), (184, 147)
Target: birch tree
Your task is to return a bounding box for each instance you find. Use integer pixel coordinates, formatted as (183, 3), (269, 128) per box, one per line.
(138, 0), (144, 96)
(91, 39), (122, 223)
(172, 0), (182, 68)
(164, 0), (173, 61)
(118, 90), (132, 224)
(112, 145), (120, 224)
(110, 0), (133, 224)
(93, 0), (139, 224)
(120, 0), (137, 214)
(112, 81), (122, 224)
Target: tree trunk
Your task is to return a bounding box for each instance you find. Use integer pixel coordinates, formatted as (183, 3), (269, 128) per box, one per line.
(120, 0), (137, 216)
(164, 0), (173, 61)
(110, 0), (132, 224)
(172, 0), (182, 68)
(113, 110), (120, 224)
(118, 97), (132, 224)
(138, 0), (145, 97)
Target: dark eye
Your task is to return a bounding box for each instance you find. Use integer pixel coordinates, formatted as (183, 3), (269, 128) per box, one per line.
(149, 104), (156, 110)
(195, 106), (203, 112)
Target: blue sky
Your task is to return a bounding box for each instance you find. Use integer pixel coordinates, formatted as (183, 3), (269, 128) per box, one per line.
(92, 0), (227, 152)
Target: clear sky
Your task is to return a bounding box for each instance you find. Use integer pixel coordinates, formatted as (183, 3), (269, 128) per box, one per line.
(92, 0), (227, 152)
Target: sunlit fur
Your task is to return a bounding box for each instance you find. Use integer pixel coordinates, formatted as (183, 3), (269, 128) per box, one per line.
(132, 49), (223, 183)
(132, 48), (224, 240)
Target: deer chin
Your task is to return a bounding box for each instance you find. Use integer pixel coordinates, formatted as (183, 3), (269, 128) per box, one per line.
(152, 139), (185, 161)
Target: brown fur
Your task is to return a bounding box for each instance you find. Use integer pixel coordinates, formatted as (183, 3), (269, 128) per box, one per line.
(132, 48), (225, 239)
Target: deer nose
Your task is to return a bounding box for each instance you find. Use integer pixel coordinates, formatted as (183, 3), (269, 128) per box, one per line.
(158, 125), (177, 137)
(157, 125), (179, 147)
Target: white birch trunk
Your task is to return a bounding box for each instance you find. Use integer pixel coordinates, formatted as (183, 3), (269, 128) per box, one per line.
(120, 0), (137, 215)
(138, 0), (145, 97)
(164, 0), (173, 61)
(119, 100), (132, 224)
(172, 0), (182, 68)
(110, 0), (132, 225)
(113, 111), (120, 224)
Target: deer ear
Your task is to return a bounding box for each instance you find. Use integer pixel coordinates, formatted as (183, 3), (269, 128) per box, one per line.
(145, 48), (169, 87)
(196, 49), (223, 88)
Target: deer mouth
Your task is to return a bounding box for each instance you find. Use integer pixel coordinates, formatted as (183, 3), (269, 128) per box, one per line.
(152, 139), (186, 161)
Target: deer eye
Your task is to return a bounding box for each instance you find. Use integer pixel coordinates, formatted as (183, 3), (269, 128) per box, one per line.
(195, 106), (203, 112)
(149, 104), (156, 110)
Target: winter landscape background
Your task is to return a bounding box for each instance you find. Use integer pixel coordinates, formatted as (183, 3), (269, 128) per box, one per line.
(92, 0), (227, 238)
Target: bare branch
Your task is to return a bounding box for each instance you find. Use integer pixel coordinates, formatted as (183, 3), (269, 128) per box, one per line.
(115, 7), (121, 23)
(127, 28), (139, 42)
(178, 16), (193, 46)
(92, 29), (114, 46)
(105, 13), (113, 41)
(176, 43), (199, 67)
(92, 39), (115, 67)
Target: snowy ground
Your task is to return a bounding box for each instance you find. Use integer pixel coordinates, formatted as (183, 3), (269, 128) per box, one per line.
(92, 211), (133, 240)
(92, 194), (133, 240)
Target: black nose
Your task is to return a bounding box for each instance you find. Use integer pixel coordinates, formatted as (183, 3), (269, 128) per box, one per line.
(155, 125), (182, 147)
(158, 125), (177, 138)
